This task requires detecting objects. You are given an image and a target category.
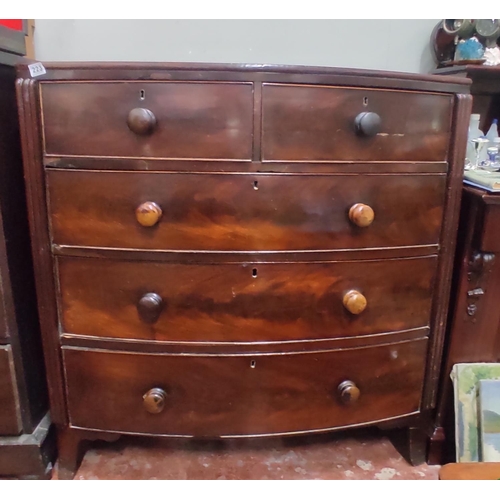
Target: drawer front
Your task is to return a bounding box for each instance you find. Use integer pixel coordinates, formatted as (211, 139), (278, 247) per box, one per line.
(0, 346), (22, 435)
(63, 339), (427, 436)
(262, 84), (452, 162)
(47, 170), (446, 251)
(58, 256), (437, 342)
(41, 82), (253, 160)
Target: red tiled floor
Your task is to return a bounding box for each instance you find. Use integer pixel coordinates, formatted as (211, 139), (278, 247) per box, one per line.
(51, 428), (440, 480)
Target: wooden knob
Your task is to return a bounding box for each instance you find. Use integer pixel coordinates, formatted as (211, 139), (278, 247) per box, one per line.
(343, 290), (367, 315)
(355, 112), (381, 137)
(338, 380), (360, 404)
(137, 293), (163, 324)
(143, 388), (167, 414)
(136, 201), (162, 227)
(349, 203), (375, 228)
(127, 108), (157, 135)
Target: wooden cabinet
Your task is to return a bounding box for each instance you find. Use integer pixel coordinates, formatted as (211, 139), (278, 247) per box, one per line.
(15, 62), (471, 478)
(0, 31), (54, 478)
(429, 186), (500, 464)
(429, 65), (500, 464)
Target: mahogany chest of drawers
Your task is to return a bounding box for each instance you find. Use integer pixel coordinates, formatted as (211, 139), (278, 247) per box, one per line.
(15, 62), (471, 478)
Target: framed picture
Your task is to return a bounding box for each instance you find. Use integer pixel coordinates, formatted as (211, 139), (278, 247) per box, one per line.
(478, 379), (500, 462)
(452, 363), (500, 462)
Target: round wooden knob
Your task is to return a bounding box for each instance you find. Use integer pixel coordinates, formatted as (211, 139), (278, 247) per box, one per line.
(137, 293), (163, 324)
(136, 202), (162, 227)
(338, 380), (361, 404)
(349, 203), (375, 228)
(343, 290), (367, 315)
(355, 112), (381, 137)
(143, 388), (167, 414)
(127, 108), (157, 135)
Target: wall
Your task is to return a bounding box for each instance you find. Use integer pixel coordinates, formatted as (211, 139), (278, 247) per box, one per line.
(33, 19), (441, 74)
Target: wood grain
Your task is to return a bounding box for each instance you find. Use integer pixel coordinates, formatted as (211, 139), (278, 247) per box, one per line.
(57, 256), (437, 342)
(47, 170), (447, 251)
(63, 338), (428, 437)
(261, 84), (453, 162)
(40, 82), (254, 160)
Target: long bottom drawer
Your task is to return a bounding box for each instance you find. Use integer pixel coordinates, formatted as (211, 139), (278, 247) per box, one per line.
(64, 338), (427, 437)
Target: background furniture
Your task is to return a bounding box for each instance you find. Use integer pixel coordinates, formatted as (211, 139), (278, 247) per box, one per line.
(434, 65), (500, 135)
(429, 65), (500, 464)
(0, 21), (54, 479)
(16, 62), (470, 479)
(428, 185), (500, 463)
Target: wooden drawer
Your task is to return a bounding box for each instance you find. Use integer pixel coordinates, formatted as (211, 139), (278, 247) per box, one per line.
(58, 256), (437, 342)
(0, 346), (22, 435)
(47, 170), (446, 251)
(261, 84), (452, 162)
(40, 82), (253, 160)
(63, 339), (427, 436)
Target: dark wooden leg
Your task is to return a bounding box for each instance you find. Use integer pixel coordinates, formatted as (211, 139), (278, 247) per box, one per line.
(406, 427), (428, 465)
(427, 426), (446, 465)
(387, 426), (428, 465)
(57, 427), (122, 480)
(57, 427), (84, 480)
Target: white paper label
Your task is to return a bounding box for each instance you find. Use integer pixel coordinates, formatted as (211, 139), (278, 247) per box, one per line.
(28, 62), (46, 78)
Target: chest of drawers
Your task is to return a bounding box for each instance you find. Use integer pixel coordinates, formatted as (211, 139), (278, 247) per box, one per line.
(15, 62), (471, 478)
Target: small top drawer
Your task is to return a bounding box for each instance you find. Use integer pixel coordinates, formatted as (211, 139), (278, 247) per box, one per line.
(261, 84), (452, 162)
(40, 82), (254, 160)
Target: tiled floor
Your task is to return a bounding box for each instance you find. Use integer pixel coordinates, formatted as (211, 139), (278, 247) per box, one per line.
(52, 428), (440, 480)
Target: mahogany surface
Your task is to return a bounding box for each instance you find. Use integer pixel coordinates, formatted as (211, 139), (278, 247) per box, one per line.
(40, 82), (254, 160)
(15, 61), (471, 478)
(63, 339), (427, 437)
(261, 84), (453, 162)
(57, 255), (437, 342)
(47, 170), (447, 251)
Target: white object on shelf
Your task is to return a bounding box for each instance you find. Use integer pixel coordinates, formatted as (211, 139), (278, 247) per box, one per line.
(467, 114), (482, 161)
(486, 119), (499, 142)
(484, 46), (500, 66)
